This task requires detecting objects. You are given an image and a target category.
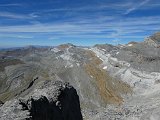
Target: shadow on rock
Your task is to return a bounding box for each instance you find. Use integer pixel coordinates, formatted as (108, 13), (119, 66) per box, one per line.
(20, 86), (83, 120)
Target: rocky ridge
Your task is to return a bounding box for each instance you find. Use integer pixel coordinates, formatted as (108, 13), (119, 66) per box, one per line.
(0, 80), (83, 120)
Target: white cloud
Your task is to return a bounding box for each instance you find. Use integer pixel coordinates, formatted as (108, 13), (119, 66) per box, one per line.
(29, 13), (39, 18)
(0, 12), (159, 42)
(0, 3), (22, 7)
(0, 15), (159, 34)
(124, 0), (150, 14)
(16, 35), (34, 39)
(48, 37), (61, 40)
(0, 12), (38, 19)
(34, 2), (131, 15)
(0, 34), (33, 39)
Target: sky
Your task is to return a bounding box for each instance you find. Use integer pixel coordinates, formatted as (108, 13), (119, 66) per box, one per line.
(0, 0), (160, 47)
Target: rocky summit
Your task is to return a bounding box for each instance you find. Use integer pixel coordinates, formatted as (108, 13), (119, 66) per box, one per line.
(1, 32), (160, 120)
(0, 81), (83, 120)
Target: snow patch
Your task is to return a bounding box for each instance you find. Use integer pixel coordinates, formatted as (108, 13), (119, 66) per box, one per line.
(76, 63), (80, 66)
(102, 49), (106, 51)
(51, 48), (60, 53)
(116, 52), (119, 55)
(103, 66), (108, 70)
(128, 44), (133, 47)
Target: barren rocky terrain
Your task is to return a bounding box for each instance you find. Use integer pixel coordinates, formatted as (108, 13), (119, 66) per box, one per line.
(0, 32), (160, 120)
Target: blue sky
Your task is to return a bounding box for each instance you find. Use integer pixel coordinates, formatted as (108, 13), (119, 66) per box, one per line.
(0, 0), (160, 47)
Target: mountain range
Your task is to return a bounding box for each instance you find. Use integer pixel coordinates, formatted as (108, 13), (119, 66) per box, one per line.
(0, 32), (160, 120)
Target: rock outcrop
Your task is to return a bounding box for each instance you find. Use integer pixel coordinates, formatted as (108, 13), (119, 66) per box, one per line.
(144, 32), (160, 47)
(0, 81), (83, 120)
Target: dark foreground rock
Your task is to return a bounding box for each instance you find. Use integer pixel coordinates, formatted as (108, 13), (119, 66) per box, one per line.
(0, 100), (3, 107)
(0, 81), (83, 120)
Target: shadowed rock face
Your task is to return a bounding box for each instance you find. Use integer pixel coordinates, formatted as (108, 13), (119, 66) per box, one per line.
(58, 87), (82, 120)
(28, 97), (62, 120)
(20, 85), (83, 120)
(0, 100), (3, 107)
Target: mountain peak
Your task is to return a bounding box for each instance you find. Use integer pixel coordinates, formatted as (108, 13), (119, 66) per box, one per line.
(150, 32), (160, 43)
(144, 32), (160, 47)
